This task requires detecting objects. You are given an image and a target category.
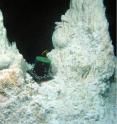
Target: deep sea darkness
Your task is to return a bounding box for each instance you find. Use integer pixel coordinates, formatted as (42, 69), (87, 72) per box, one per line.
(0, 0), (116, 63)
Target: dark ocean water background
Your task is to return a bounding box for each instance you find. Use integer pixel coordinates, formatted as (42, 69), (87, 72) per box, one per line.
(0, 0), (116, 63)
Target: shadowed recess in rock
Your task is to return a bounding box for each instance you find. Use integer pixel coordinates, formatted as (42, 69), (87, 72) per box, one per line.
(0, 0), (116, 63)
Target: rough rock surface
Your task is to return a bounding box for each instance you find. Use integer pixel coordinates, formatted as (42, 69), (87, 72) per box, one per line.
(0, 11), (28, 94)
(0, 0), (116, 124)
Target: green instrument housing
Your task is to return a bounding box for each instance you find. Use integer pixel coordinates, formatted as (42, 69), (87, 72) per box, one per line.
(36, 56), (51, 64)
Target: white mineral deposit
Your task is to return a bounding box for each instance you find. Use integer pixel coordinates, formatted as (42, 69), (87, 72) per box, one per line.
(0, 0), (116, 124)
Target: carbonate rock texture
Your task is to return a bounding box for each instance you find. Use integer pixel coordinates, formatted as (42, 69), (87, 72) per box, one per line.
(0, 11), (28, 93)
(0, 0), (116, 124)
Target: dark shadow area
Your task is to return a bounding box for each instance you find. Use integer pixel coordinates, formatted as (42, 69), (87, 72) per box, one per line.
(0, 0), (69, 63)
(104, 0), (116, 55)
(0, 0), (116, 63)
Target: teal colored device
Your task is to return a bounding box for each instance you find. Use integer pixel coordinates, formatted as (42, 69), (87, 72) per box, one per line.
(36, 56), (51, 64)
(27, 55), (52, 82)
